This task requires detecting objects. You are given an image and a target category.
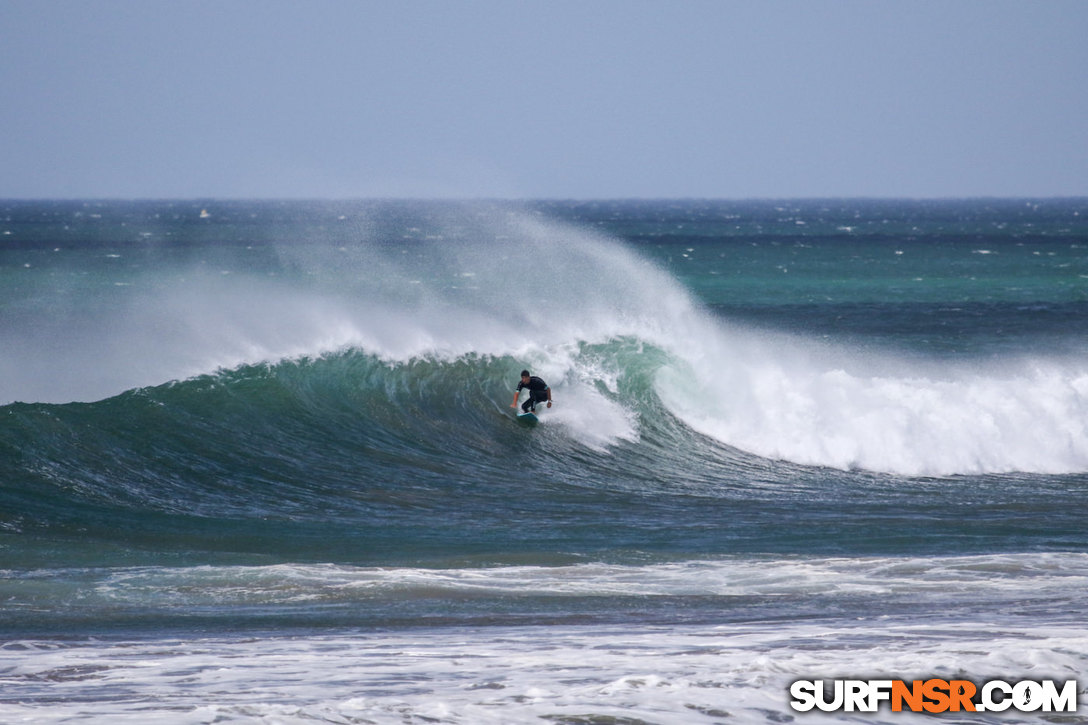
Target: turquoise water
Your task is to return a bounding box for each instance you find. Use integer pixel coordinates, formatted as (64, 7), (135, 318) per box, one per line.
(1, 199), (1086, 722)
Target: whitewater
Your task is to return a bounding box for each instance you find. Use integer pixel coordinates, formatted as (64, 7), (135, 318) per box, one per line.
(4, 201), (1087, 476)
(1, 199), (1087, 723)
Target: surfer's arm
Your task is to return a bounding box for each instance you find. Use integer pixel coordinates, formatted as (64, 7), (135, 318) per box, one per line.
(510, 389), (520, 408)
(547, 387), (552, 407)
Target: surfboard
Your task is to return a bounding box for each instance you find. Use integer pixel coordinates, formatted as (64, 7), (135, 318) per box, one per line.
(516, 411), (539, 425)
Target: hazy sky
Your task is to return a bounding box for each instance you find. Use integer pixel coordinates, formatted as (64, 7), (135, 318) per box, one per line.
(2, 1), (1086, 199)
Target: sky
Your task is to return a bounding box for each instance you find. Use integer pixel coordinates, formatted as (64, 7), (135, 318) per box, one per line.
(1, 0), (1086, 199)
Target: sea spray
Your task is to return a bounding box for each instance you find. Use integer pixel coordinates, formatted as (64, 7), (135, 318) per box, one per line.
(3, 200), (1088, 724)
(0, 202), (698, 406)
(4, 201), (1088, 474)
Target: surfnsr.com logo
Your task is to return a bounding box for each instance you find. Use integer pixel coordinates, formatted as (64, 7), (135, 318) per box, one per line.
(789, 678), (1079, 714)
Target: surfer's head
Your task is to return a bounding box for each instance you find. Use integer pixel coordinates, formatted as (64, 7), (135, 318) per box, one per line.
(520, 370), (531, 381)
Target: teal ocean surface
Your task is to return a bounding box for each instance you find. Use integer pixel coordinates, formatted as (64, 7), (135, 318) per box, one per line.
(2, 199), (1087, 722)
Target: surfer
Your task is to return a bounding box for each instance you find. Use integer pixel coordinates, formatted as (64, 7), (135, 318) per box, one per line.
(511, 370), (552, 413)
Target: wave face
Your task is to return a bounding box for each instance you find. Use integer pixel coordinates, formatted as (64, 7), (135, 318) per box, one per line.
(3, 200), (1088, 476)
(3, 200), (1088, 722)
(1, 200), (1087, 566)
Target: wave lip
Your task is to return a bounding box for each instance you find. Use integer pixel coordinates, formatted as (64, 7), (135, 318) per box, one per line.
(4, 201), (1088, 477)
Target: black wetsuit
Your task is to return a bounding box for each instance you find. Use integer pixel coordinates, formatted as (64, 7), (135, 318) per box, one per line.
(517, 376), (549, 413)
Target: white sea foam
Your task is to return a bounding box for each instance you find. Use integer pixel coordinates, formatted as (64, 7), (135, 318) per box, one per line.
(21, 551), (1076, 607)
(1, 619), (1084, 724)
(654, 318), (1088, 475)
(3, 554), (1085, 723)
(5, 204), (1088, 476)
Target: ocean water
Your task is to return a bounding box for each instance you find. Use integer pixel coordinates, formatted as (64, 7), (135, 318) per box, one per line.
(1, 199), (1087, 723)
